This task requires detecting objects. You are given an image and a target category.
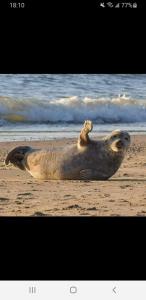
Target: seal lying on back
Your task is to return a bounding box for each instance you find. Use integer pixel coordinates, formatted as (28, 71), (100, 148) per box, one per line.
(5, 120), (130, 180)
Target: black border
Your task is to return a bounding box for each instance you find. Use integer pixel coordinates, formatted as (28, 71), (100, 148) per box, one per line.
(0, 216), (146, 280)
(1, 2), (146, 73)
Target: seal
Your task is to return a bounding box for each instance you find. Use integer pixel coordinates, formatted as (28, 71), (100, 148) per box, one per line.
(5, 120), (130, 180)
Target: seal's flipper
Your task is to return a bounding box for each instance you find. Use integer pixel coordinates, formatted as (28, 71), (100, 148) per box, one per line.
(5, 146), (32, 170)
(78, 120), (93, 147)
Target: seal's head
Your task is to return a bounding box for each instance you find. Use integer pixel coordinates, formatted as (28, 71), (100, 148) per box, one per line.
(105, 130), (130, 153)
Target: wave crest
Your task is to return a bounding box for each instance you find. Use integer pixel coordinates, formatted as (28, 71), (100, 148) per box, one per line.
(0, 95), (146, 125)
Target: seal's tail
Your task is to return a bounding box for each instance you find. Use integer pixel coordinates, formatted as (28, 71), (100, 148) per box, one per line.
(5, 146), (32, 170)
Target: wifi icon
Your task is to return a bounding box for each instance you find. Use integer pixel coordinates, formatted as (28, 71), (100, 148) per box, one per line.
(107, 2), (113, 7)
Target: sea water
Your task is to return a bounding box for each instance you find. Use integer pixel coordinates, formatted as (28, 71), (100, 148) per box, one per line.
(0, 74), (146, 142)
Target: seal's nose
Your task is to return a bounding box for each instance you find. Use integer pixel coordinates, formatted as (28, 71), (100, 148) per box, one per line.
(116, 140), (123, 148)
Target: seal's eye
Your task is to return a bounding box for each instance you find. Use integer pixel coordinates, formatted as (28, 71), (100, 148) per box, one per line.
(112, 135), (118, 139)
(124, 137), (129, 141)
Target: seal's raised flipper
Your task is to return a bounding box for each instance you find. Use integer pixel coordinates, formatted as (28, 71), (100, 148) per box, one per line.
(78, 120), (93, 147)
(5, 146), (32, 170)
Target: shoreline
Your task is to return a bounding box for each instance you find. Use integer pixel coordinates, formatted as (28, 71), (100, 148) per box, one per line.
(0, 135), (146, 216)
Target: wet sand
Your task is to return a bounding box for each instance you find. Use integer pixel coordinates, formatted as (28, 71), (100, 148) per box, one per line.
(0, 135), (146, 216)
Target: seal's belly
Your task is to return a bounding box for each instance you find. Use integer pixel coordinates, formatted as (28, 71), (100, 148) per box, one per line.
(25, 145), (123, 180)
(58, 151), (123, 180)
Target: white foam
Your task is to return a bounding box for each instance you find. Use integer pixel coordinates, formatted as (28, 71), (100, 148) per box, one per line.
(0, 95), (146, 124)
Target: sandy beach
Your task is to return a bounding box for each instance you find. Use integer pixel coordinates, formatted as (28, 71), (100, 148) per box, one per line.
(0, 135), (146, 216)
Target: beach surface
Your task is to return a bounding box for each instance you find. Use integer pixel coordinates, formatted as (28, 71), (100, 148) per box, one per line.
(0, 135), (146, 216)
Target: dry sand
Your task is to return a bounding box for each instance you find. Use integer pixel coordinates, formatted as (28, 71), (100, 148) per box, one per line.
(0, 135), (146, 216)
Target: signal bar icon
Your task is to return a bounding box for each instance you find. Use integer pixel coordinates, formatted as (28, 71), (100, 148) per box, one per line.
(115, 3), (120, 7)
(29, 286), (37, 294)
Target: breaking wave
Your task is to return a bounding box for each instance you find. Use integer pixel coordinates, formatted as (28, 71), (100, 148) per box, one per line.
(0, 95), (146, 126)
